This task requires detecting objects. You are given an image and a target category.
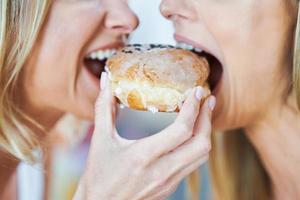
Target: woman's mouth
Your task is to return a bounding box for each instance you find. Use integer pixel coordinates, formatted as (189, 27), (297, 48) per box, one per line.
(84, 49), (117, 79)
(176, 42), (223, 93)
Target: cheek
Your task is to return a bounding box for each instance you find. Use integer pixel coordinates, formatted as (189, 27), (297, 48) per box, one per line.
(207, 2), (293, 129)
(23, 2), (103, 118)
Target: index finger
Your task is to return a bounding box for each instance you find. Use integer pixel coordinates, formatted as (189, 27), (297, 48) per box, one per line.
(93, 72), (117, 140)
(132, 86), (205, 160)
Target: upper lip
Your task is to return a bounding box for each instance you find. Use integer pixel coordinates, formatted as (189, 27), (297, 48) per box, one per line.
(174, 34), (225, 67)
(85, 41), (124, 57)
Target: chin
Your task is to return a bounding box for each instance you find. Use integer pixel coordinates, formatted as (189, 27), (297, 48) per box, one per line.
(68, 100), (96, 121)
(73, 111), (95, 121)
(80, 111), (95, 121)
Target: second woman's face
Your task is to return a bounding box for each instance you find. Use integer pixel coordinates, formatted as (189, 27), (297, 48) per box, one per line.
(23, 0), (138, 122)
(160, 0), (297, 130)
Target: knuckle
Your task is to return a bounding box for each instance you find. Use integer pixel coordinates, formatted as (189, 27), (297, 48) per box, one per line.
(129, 154), (148, 168)
(152, 182), (164, 195)
(204, 154), (210, 161)
(152, 170), (166, 185)
(200, 140), (211, 154)
(201, 154), (210, 164)
(193, 138), (211, 155)
(177, 124), (190, 135)
(172, 123), (193, 141)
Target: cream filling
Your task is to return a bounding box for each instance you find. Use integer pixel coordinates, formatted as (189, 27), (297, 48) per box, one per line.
(111, 79), (190, 112)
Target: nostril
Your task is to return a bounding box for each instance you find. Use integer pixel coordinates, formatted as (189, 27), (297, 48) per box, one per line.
(105, 15), (138, 33)
(165, 14), (175, 20)
(160, 3), (181, 21)
(104, 4), (139, 33)
(111, 25), (130, 32)
(159, 2), (171, 19)
(160, 0), (197, 21)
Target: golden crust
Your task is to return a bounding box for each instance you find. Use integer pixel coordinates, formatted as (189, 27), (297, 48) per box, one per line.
(127, 89), (145, 110)
(106, 45), (211, 112)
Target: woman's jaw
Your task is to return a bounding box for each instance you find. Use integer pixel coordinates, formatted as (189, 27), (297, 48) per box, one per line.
(76, 40), (126, 120)
(21, 0), (138, 128)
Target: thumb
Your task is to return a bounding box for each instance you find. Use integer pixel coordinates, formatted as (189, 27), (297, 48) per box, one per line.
(94, 72), (116, 139)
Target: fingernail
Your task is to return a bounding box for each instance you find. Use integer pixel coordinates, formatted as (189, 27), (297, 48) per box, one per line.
(100, 72), (107, 90)
(195, 86), (204, 101)
(208, 96), (216, 111)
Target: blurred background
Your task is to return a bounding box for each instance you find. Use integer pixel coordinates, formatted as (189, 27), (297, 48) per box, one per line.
(17, 1), (211, 199)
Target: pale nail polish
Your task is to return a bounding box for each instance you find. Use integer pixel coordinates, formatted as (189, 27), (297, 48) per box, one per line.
(195, 86), (204, 101)
(208, 96), (216, 111)
(100, 72), (107, 90)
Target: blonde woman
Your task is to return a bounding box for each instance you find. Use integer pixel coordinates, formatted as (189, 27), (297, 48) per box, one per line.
(0, 0), (215, 199)
(160, 0), (300, 199)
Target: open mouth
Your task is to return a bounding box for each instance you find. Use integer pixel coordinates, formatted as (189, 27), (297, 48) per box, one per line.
(196, 51), (223, 92)
(177, 42), (223, 92)
(84, 49), (117, 79)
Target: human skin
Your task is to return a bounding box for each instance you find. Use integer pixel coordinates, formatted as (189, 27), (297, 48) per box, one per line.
(0, 0), (216, 199)
(73, 73), (215, 200)
(1, 0), (138, 197)
(160, 0), (300, 199)
(21, 0), (139, 128)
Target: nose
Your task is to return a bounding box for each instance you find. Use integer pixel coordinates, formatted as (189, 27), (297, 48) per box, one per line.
(104, 2), (139, 34)
(160, 0), (197, 21)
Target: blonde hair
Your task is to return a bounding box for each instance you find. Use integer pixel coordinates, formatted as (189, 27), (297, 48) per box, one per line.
(294, 1), (300, 110)
(0, 0), (51, 162)
(187, 1), (300, 199)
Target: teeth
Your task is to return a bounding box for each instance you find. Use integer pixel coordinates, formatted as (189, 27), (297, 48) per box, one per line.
(176, 42), (203, 53)
(176, 42), (193, 50)
(90, 52), (97, 59)
(87, 49), (117, 61)
(97, 51), (104, 60)
(194, 48), (203, 53)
